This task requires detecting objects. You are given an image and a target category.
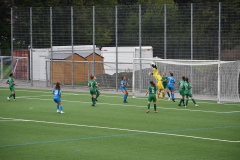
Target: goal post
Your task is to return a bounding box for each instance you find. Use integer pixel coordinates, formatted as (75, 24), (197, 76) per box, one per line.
(132, 58), (240, 103)
(0, 56), (29, 81)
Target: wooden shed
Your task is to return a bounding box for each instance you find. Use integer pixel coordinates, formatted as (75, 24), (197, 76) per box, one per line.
(47, 51), (104, 84)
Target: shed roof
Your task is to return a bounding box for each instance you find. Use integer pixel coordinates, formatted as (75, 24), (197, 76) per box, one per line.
(46, 51), (103, 60)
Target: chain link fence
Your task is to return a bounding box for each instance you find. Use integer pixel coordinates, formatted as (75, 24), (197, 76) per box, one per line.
(6, 3), (240, 92)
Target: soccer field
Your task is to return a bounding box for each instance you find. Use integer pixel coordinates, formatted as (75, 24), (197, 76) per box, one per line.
(0, 87), (240, 160)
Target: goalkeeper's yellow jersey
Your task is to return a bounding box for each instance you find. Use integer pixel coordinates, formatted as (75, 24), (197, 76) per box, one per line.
(152, 68), (162, 82)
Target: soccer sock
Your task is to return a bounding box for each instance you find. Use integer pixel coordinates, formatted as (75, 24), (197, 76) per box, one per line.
(13, 94), (15, 99)
(167, 92), (170, 97)
(179, 99), (182, 105)
(96, 93), (99, 100)
(162, 91), (165, 98)
(192, 99), (196, 104)
(126, 94), (128, 100)
(186, 100), (188, 106)
(154, 104), (157, 111)
(171, 93), (174, 99)
(59, 105), (63, 111)
(56, 104), (59, 110)
(9, 94), (13, 98)
(183, 99), (185, 106)
(147, 104), (150, 110)
(92, 97), (93, 102)
(124, 94), (127, 101)
(93, 98), (96, 104)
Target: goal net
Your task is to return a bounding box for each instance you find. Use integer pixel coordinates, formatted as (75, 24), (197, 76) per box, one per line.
(132, 58), (240, 103)
(0, 56), (29, 81)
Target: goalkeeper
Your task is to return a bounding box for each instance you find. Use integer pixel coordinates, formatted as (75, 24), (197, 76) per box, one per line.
(149, 63), (164, 101)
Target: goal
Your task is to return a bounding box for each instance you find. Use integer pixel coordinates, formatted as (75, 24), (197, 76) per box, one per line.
(132, 58), (240, 103)
(0, 56), (29, 81)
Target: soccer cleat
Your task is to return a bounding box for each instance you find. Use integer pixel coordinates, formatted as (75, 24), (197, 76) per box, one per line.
(184, 106), (187, 108)
(95, 99), (98, 101)
(7, 97), (10, 101)
(146, 110), (150, 113)
(178, 104), (181, 106)
(154, 110), (158, 113)
(168, 98), (171, 101)
(195, 104), (199, 106)
(57, 110), (60, 113)
(172, 98), (175, 102)
(60, 111), (65, 114)
(123, 101), (128, 103)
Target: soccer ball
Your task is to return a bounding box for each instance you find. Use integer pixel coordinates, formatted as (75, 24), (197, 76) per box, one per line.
(150, 62), (155, 68)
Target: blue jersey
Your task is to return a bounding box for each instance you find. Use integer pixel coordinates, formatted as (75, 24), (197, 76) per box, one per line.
(120, 80), (127, 90)
(53, 88), (61, 99)
(167, 76), (175, 87)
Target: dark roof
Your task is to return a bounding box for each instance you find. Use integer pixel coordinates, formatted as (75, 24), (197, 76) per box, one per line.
(45, 51), (103, 60)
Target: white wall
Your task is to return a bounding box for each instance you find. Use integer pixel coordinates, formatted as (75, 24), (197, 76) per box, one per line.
(101, 46), (153, 75)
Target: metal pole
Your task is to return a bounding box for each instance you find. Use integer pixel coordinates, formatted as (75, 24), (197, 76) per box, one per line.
(139, 5), (142, 92)
(30, 7), (33, 86)
(115, 5), (118, 92)
(11, 8), (13, 75)
(1, 57), (3, 79)
(50, 7), (53, 87)
(190, 3), (193, 93)
(164, 4), (167, 59)
(92, 6), (95, 76)
(217, 2), (221, 103)
(71, 7), (74, 88)
(46, 60), (48, 87)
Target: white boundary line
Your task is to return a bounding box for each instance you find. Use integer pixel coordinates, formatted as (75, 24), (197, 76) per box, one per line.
(0, 117), (239, 143)
(16, 96), (240, 114)
(1, 88), (240, 105)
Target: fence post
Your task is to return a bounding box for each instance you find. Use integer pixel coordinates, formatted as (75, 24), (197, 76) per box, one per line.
(190, 3), (193, 93)
(217, 2), (221, 103)
(30, 7), (33, 86)
(139, 5), (142, 92)
(71, 7), (74, 88)
(115, 5), (118, 92)
(92, 6), (95, 76)
(164, 4), (167, 60)
(50, 7), (53, 87)
(46, 60), (48, 87)
(11, 8), (13, 75)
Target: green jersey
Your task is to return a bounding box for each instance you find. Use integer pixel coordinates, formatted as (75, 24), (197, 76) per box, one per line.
(148, 85), (157, 102)
(7, 77), (15, 87)
(162, 76), (168, 86)
(88, 80), (97, 89)
(148, 85), (157, 94)
(179, 80), (185, 90)
(183, 81), (191, 91)
(88, 80), (97, 95)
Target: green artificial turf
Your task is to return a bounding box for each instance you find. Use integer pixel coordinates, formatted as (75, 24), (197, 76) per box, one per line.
(0, 87), (239, 160)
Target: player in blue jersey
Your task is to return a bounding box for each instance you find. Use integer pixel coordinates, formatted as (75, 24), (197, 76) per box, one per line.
(52, 82), (64, 114)
(167, 72), (175, 102)
(120, 76), (128, 103)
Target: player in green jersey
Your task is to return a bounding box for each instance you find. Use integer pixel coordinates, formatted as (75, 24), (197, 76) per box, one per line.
(178, 76), (186, 106)
(6, 73), (16, 101)
(95, 81), (100, 101)
(183, 77), (199, 107)
(145, 81), (158, 113)
(161, 72), (171, 99)
(88, 75), (98, 106)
